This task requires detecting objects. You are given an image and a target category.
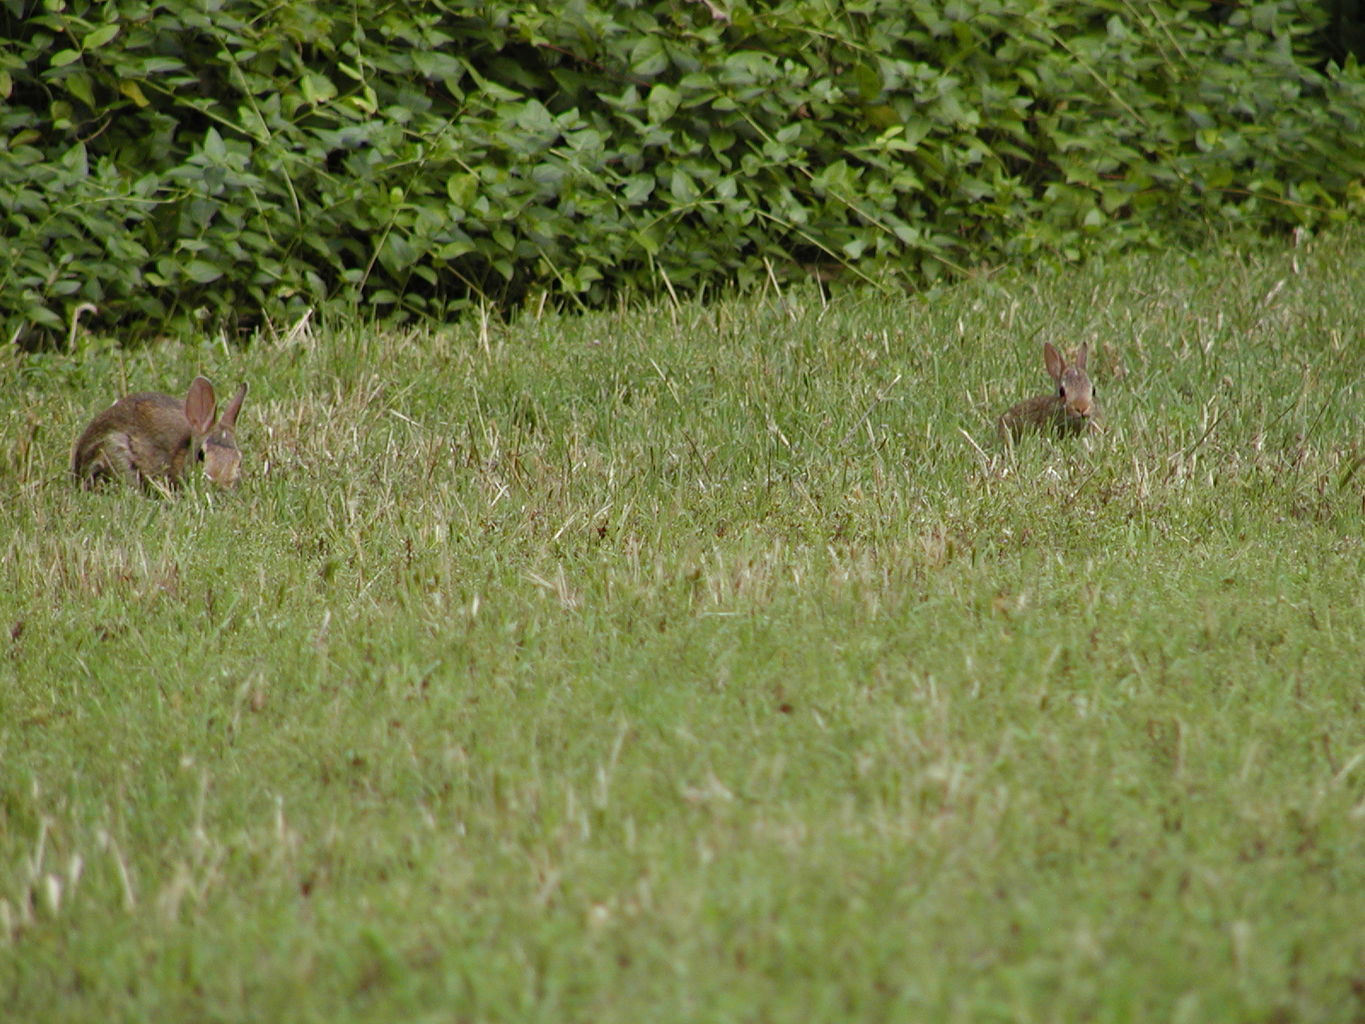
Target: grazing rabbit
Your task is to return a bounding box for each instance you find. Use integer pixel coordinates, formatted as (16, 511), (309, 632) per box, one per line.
(997, 342), (1097, 442)
(72, 376), (248, 490)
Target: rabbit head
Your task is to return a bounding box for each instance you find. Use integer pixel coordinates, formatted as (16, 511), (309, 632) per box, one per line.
(188, 378), (247, 487)
(1044, 341), (1095, 429)
(996, 341), (1098, 442)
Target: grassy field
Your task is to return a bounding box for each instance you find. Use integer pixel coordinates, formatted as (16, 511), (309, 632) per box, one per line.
(3, 228), (1365, 1023)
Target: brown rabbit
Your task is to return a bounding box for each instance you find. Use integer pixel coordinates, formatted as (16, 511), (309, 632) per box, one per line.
(997, 342), (1096, 442)
(72, 376), (248, 490)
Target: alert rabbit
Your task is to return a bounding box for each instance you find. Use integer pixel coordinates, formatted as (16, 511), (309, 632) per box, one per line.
(72, 376), (247, 490)
(997, 342), (1096, 442)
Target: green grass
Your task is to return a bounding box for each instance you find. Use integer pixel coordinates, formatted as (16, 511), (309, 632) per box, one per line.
(3, 228), (1365, 1023)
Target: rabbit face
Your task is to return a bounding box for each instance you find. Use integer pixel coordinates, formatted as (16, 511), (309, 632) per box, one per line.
(201, 432), (242, 487)
(196, 385), (247, 488)
(1058, 364), (1094, 423)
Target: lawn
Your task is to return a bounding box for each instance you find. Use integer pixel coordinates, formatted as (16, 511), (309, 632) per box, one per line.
(2, 228), (1364, 1022)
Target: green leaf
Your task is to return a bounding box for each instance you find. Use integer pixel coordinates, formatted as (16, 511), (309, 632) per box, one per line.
(623, 175), (654, 204)
(49, 49), (82, 69)
(720, 51), (774, 86)
(437, 240), (475, 260)
(669, 168), (698, 203)
(84, 23), (120, 50)
(65, 72), (94, 107)
(24, 303), (65, 330)
(647, 84), (680, 124)
(634, 228), (661, 256)
(300, 73), (337, 105)
(59, 142), (88, 175)
(446, 173), (478, 208)
(184, 260), (224, 283)
(118, 79), (149, 107)
(515, 99), (556, 136)
(850, 62), (880, 102)
(203, 127), (226, 161)
(630, 36), (668, 77)
(134, 58), (186, 75)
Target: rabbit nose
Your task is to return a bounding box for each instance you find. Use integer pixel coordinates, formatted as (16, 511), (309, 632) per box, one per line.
(1071, 396), (1092, 416)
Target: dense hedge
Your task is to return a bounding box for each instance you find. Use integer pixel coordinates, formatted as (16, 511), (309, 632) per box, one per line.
(3, 0), (1364, 342)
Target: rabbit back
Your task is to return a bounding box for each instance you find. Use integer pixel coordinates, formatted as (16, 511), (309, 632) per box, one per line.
(996, 393), (1089, 442)
(72, 392), (194, 489)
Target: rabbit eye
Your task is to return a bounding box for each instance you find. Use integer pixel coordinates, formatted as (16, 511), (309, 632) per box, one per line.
(1058, 385), (1066, 398)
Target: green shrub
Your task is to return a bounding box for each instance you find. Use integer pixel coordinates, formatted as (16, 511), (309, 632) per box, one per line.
(3, 0), (1363, 342)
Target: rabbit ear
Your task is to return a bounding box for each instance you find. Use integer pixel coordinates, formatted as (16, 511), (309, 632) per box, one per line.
(1043, 341), (1066, 381)
(219, 383), (248, 429)
(184, 376), (218, 434)
(1074, 343), (1089, 370)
